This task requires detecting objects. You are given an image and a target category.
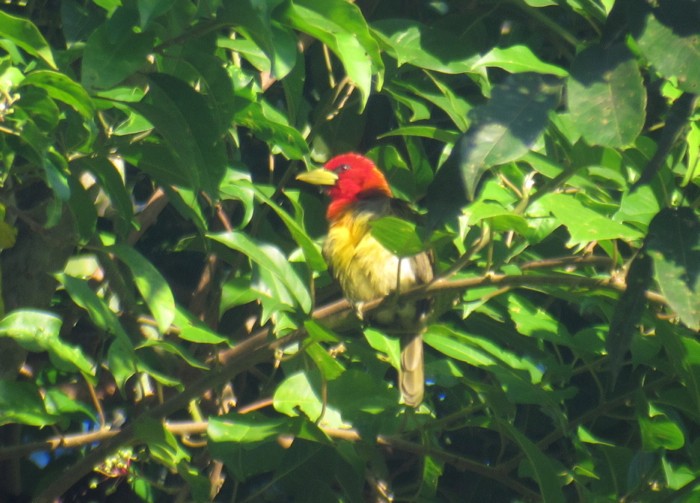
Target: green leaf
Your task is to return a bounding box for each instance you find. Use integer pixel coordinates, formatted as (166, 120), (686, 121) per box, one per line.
(500, 422), (566, 503)
(607, 251), (653, 383)
(73, 157), (134, 238)
(639, 405), (685, 451)
(456, 73), (562, 199)
(538, 193), (644, 245)
(131, 73), (227, 196)
(57, 274), (131, 346)
(369, 216), (425, 257)
(137, 340), (208, 370)
(280, 0), (383, 110)
(646, 208), (700, 330)
(134, 416), (189, 468)
(233, 99), (310, 161)
(0, 11), (57, 69)
(372, 19), (478, 74)
(508, 295), (573, 345)
(633, 1), (700, 93)
(274, 370), (343, 426)
(568, 44), (646, 147)
(81, 24), (154, 90)
(209, 415), (293, 443)
(67, 174), (98, 242)
(223, 0), (297, 79)
(0, 310), (94, 375)
(107, 244), (176, 333)
(0, 380), (56, 426)
(363, 327), (400, 371)
(387, 73), (471, 131)
(304, 342), (345, 381)
(379, 126), (460, 144)
(424, 325), (497, 367)
(44, 388), (96, 421)
(173, 306), (228, 345)
(208, 232), (312, 313)
(474, 45), (568, 77)
(244, 181), (326, 271)
(21, 70), (95, 119)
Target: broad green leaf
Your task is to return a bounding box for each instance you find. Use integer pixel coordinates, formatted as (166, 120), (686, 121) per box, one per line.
(273, 371), (344, 427)
(363, 327), (400, 371)
(73, 157), (133, 238)
(21, 70), (94, 119)
(577, 425), (614, 446)
(208, 232), (312, 312)
(0, 380), (56, 426)
(137, 340), (208, 370)
(57, 274), (131, 346)
(424, 325), (497, 367)
(233, 99), (310, 160)
(305, 342), (345, 381)
(137, 0), (176, 28)
(538, 193), (644, 245)
(131, 73), (227, 196)
(217, 37), (271, 73)
(220, 276), (260, 314)
(387, 73), (471, 131)
(568, 44), (646, 147)
(107, 243), (176, 333)
(639, 404), (685, 451)
(173, 306), (228, 345)
(243, 180), (325, 271)
(304, 319), (340, 344)
(0, 310), (94, 375)
(67, 175), (98, 242)
(107, 338), (139, 391)
(81, 25), (154, 90)
(500, 422), (566, 503)
(209, 415), (293, 443)
(379, 126), (460, 144)
(607, 252), (652, 383)
(218, 171), (255, 228)
(474, 45), (568, 77)
(646, 208), (700, 330)
(369, 216), (425, 257)
(372, 19), (478, 74)
(43, 388), (96, 420)
(456, 73), (561, 199)
(633, 1), (700, 93)
(0, 11), (57, 68)
(280, 0), (383, 109)
(223, 0), (297, 79)
(326, 369), (397, 414)
(508, 295), (573, 345)
(134, 416), (189, 468)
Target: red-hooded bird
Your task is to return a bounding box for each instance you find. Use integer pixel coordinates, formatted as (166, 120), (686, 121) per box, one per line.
(297, 153), (433, 407)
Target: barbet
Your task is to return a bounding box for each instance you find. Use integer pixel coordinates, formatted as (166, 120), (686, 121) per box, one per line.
(297, 153), (433, 407)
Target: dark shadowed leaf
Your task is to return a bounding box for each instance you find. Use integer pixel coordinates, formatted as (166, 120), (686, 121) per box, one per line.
(633, 0), (700, 93)
(456, 73), (561, 199)
(568, 44), (646, 147)
(646, 208), (700, 330)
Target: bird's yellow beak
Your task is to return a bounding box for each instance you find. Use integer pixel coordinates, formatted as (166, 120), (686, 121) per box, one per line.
(296, 168), (338, 186)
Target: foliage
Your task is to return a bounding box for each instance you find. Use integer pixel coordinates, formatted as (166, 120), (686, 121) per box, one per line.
(0, 0), (698, 501)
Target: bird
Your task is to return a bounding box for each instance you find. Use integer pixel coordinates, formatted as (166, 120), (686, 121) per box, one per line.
(297, 153), (433, 407)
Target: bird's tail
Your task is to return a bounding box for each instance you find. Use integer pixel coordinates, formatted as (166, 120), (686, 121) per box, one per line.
(400, 331), (424, 407)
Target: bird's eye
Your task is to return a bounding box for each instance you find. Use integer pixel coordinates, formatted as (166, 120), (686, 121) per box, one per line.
(333, 164), (350, 174)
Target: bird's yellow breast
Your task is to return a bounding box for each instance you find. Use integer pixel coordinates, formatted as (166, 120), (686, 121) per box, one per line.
(323, 204), (420, 304)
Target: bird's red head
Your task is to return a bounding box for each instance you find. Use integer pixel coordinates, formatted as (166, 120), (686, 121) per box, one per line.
(322, 154), (392, 220)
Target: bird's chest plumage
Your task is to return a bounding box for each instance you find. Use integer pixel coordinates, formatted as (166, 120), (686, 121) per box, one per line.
(323, 200), (420, 304)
